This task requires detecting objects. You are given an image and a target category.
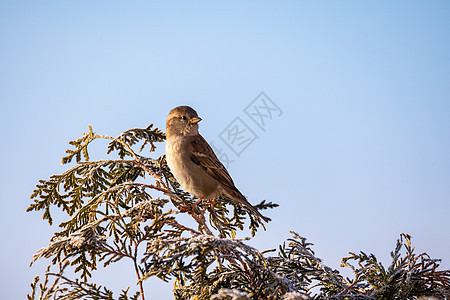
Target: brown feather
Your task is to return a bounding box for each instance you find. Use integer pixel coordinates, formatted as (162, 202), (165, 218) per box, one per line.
(189, 135), (235, 189)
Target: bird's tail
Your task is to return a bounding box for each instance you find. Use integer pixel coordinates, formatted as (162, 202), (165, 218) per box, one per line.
(227, 188), (271, 223)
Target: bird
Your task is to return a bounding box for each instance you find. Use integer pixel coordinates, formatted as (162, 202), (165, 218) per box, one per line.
(165, 105), (270, 222)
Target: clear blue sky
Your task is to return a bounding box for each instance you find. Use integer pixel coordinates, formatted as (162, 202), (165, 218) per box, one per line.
(1, 1), (449, 299)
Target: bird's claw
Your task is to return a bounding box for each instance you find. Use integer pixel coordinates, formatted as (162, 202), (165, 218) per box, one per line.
(179, 198), (204, 214)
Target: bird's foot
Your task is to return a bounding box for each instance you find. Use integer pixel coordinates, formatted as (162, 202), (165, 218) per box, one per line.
(208, 197), (217, 210)
(179, 198), (204, 214)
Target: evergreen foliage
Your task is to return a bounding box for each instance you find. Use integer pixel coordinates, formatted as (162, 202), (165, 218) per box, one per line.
(28, 125), (450, 299)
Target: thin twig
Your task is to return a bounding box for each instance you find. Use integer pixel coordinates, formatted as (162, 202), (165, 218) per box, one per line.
(133, 241), (145, 300)
(167, 220), (201, 235)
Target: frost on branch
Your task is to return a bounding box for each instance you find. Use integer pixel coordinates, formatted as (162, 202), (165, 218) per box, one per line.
(27, 125), (449, 300)
(30, 218), (107, 266)
(212, 288), (250, 300)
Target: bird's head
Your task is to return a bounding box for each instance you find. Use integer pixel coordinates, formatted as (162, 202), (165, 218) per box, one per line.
(166, 106), (202, 137)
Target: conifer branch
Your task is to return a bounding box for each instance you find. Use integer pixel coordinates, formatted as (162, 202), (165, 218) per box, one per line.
(27, 125), (449, 300)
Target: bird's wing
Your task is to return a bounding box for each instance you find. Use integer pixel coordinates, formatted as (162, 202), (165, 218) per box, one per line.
(189, 135), (236, 189)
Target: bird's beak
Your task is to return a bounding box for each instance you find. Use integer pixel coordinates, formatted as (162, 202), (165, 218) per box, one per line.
(189, 117), (202, 124)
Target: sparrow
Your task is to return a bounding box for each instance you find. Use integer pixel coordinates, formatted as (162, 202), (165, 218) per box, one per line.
(165, 106), (270, 222)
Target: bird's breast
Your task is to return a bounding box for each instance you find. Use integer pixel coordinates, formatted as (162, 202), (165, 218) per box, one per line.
(165, 137), (195, 188)
(165, 137), (187, 180)
(165, 136), (219, 199)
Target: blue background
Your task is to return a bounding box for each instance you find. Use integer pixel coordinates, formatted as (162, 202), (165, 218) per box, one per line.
(1, 1), (449, 299)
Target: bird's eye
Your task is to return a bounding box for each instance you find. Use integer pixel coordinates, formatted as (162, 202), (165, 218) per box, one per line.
(181, 116), (187, 120)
